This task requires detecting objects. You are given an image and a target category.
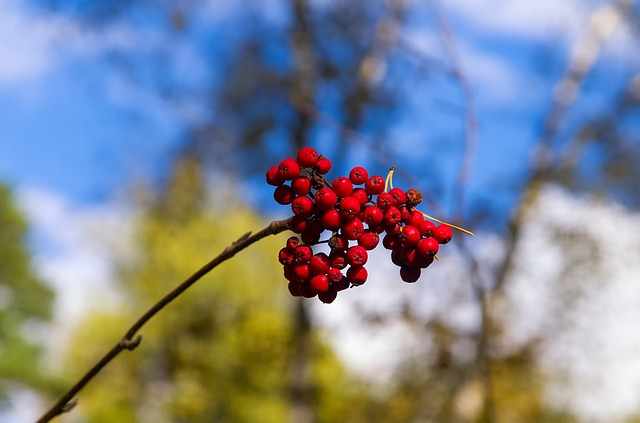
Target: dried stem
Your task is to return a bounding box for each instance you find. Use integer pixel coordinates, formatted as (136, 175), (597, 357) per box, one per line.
(37, 217), (293, 423)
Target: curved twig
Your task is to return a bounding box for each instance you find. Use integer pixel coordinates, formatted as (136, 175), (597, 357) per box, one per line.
(37, 217), (292, 423)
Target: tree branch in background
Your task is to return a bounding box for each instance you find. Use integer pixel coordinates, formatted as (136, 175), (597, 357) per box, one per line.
(37, 218), (292, 423)
(493, 0), (631, 296)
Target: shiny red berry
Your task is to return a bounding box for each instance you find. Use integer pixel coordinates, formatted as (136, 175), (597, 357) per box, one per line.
(315, 157), (332, 174)
(342, 217), (364, 240)
(297, 146), (320, 167)
(274, 185), (294, 205)
(278, 158), (300, 180)
(318, 289), (337, 303)
(400, 266), (420, 283)
(340, 196), (361, 218)
(327, 267), (343, 282)
(389, 188), (407, 206)
(292, 263), (311, 281)
(330, 251), (347, 269)
(347, 265), (368, 285)
(310, 274), (330, 293)
(347, 245), (368, 266)
(328, 235), (349, 251)
(291, 215), (308, 233)
(278, 248), (295, 265)
(351, 188), (369, 205)
(434, 225), (453, 244)
(316, 187), (337, 210)
(365, 176), (385, 194)
(286, 236), (300, 250)
(288, 281), (304, 297)
(321, 209), (342, 230)
(419, 220), (436, 236)
(377, 192), (394, 209)
(292, 176), (311, 195)
(417, 237), (439, 256)
(291, 196), (314, 216)
(363, 206), (384, 226)
(358, 231), (379, 250)
(294, 245), (312, 263)
(401, 225), (421, 245)
(266, 165), (283, 186)
(408, 210), (424, 228)
(384, 207), (402, 226)
(332, 177), (353, 197)
(349, 166), (369, 184)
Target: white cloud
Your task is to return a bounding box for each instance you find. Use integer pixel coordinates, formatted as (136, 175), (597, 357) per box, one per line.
(0, 0), (142, 85)
(17, 187), (134, 352)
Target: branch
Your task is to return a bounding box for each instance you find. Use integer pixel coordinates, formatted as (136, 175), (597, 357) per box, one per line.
(37, 217), (293, 423)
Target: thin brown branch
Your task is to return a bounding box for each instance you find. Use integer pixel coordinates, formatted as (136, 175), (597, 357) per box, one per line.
(37, 217), (292, 423)
(493, 0), (630, 296)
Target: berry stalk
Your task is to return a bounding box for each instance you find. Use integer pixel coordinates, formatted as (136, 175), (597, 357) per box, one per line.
(37, 217), (292, 423)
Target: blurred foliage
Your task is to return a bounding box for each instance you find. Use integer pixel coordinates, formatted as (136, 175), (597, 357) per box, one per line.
(0, 184), (54, 399)
(60, 161), (375, 422)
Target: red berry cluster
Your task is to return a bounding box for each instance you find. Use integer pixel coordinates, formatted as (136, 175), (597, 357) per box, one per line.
(267, 147), (454, 303)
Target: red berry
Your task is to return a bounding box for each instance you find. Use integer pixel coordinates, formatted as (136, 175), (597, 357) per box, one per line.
(328, 234), (349, 251)
(309, 254), (330, 274)
(279, 248), (295, 265)
(386, 223), (402, 235)
(301, 226), (322, 245)
(383, 233), (398, 250)
(358, 231), (379, 250)
(291, 215), (308, 233)
(292, 176), (311, 195)
(291, 196), (314, 216)
(347, 245), (368, 266)
(266, 165), (283, 186)
(316, 187), (337, 210)
(320, 209), (341, 230)
(347, 265), (368, 285)
(391, 248), (406, 266)
(318, 290), (337, 304)
(404, 249), (419, 267)
(340, 196), (361, 218)
(389, 188), (407, 206)
(294, 245), (312, 263)
(400, 266), (421, 283)
(332, 177), (353, 197)
(363, 206), (384, 226)
(377, 192), (394, 209)
(400, 206), (411, 222)
(274, 185), (294, 205)
(297, 146), (320, 167)
(286, 236), (300, 250)
(416, 237), (439, 256)
(415, 254), (434, 269)
(327, 267), (343, 282)
(278, 158), (301, 180)
(434, 225), (453, 244)
(365, 176), (385, 194)
(288, 281), (304, 297)
(330, 251), (347, 269)
(293, 263), (311, 281)
(384, 207), (402, 226)
(349, 166), (369, 184)
(315, 157), (332, 174)
(332, 277), (350, 291)
(408, 210), (424, 228)
(310, 274), (330, 293)
(351, 188), (369, 205)
(419, 219), (436, 236)
(342, 217), (364, 240)
(302, 283), (317, 298)
(401, 225), (421, 245)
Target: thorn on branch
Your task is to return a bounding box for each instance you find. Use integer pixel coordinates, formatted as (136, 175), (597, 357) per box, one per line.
(120, 335), (142, 351)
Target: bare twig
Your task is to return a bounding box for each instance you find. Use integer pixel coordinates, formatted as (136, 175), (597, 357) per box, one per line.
(37, 218), (292, 423)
